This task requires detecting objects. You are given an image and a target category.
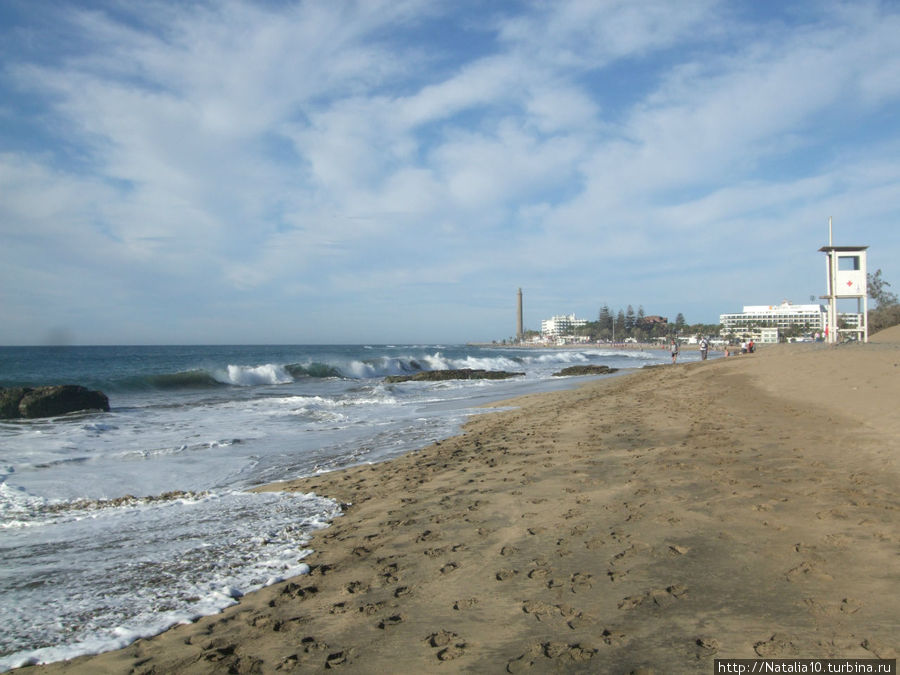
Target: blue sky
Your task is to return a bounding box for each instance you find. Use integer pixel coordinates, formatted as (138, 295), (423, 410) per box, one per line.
(1, 0), (898, 345)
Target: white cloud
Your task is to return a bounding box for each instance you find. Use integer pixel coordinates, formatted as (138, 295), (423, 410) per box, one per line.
(1, 0), (898, 343)
(498, 0), (719, 68)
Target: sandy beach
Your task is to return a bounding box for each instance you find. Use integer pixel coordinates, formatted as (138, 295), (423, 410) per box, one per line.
(31, 329), (900, 674)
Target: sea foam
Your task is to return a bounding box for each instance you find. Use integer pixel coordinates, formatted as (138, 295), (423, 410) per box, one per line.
(219, 364), (294, 386)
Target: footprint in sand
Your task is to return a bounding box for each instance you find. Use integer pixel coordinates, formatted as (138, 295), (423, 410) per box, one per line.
(695, 637), (719, 658)
(199, 640), (236, 663)
(344, 581), (370, 595)
(506, 641), (597, 672)
(425, 630), (468, 661)
(754, 633), (800, 657)
(785, 561), (833, 582)
(277, 582), (319, 602)
(610, 542), (649, 565)
(324, 647), (357, 669)
(528, 566), (551, 581)
(569, 572), (593, 593)
(309, 563), (334, 577)
(521, 599), (558, 622)
(607, 568), (628, 582)
(618, 585), (688, 610)
(276, 653), (300, 670)
(600, 628), (626, 646)
(272, 616), (308, 633)
(298, 636), (328, 654)
(358, 601), (386, 616)
(385, 517), (417, 528)
(584, 536), (607, 550)
(246, 612), (273, 629)
(381, 562), (400, 583)
(521, 600), (584, 628)
(377, 614), (404, 629)
(840, 598), (862, 614)
(416, 529), (439, 542)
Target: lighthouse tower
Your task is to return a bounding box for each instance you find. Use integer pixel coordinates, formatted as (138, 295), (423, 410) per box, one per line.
(516, 288), (524, 342)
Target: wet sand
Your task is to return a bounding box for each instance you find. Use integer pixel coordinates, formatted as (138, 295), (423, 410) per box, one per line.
(32, 330), (900, 673)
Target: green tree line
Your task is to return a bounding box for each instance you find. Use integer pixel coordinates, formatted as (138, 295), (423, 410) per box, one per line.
(868, 269), (900, 334)
(576, 305), (720, 342)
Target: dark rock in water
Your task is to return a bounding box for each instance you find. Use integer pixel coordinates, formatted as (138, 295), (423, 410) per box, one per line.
(385, 368), (525, 384)
(552, 365), (619, 377)
(0, 385), (110, 419)
(0, 387), (29, 418)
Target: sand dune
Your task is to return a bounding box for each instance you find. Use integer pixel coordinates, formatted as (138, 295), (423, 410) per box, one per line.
(870, 323), (900, 343)
(32, 337), (899, 673)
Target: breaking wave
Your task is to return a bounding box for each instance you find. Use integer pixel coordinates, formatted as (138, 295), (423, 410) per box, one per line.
(56, 348), (655, 394)
(108, 364), (343, 391)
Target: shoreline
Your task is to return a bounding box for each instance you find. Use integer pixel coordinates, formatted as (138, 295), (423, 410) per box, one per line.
(29, 337), (900, 673)
(468, 341), (681, 350)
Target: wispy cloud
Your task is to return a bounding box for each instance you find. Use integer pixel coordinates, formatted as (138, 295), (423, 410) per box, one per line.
(1, 0), (898, 343)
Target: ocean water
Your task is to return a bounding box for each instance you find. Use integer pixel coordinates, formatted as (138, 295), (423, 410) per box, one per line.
(0, 343), (679, 669)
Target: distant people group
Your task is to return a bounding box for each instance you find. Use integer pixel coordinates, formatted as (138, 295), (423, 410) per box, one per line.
(669, 337), (711, 364)
(666, 337), (753, 364)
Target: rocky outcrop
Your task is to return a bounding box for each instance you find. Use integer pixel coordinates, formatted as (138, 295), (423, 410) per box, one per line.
(0, 388), (27, 418)
(552, 365), (619, 377)
(0, 385), (110, 419)
(385, 369), (525, 384)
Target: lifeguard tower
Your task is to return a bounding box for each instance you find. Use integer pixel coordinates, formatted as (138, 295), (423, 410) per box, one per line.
(819, 219), (868, 343)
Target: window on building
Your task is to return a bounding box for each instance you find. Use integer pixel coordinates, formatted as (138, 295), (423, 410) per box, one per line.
(838, 256), (860, 271)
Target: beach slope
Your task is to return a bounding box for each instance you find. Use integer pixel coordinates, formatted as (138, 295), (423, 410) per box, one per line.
(32, 338), (899, 673)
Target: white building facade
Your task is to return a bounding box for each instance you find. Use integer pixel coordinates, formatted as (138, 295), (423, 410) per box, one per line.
(719, 301), (826, 336)
(541, 314), (588, 339)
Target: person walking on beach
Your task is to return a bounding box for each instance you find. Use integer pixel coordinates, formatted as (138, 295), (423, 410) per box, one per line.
(670, 339), (679, 364)
(699, 337), (709, 361)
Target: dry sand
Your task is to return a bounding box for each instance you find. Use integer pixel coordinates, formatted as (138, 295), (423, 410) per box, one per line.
(32, 333), (900, 673)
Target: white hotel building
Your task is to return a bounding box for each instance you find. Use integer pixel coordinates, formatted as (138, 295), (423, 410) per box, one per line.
(541, 314), (588, 340)
(719, 301), (826, 340)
